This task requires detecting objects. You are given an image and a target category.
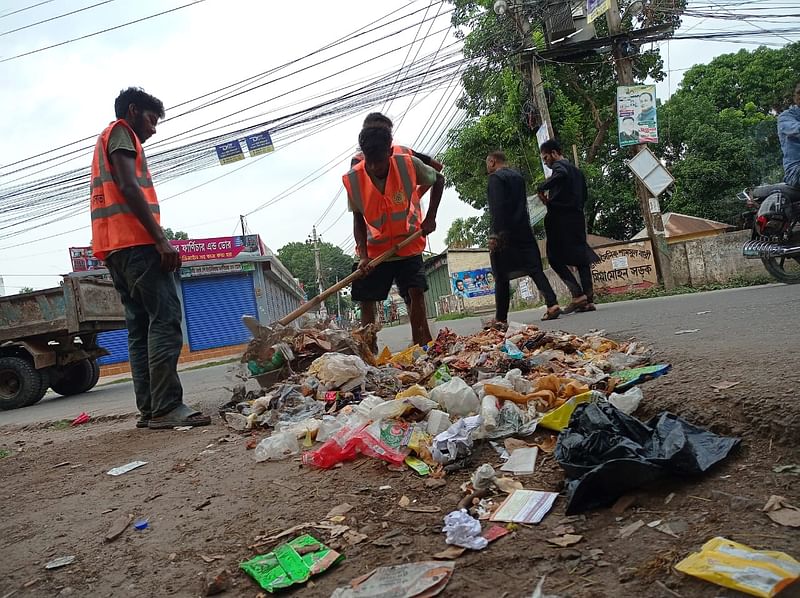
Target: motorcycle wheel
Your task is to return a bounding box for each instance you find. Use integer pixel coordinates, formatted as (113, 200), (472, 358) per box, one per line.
(762, 256), (800, 284)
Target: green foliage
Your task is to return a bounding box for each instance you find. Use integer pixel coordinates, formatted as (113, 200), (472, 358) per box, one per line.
(277, 241), (353, 311)
(163, 228), (189, 240)
(445, 213), (491, 248)
(17, 286), (34, 294)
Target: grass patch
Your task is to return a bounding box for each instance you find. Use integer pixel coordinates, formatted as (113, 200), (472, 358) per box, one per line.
(51, 420), (71, 430)
(0, 448), (11, 459)
(435, 312), (474, 322)
(595, 276), (773, 304)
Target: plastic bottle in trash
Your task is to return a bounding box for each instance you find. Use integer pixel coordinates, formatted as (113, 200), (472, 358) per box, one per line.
(254, 432), (300, 462)
(481, 395), (499, 432)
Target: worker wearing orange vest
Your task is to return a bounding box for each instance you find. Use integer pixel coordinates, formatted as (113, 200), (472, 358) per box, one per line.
(90, 87), (210, 430)
(343, 125), (444, 347)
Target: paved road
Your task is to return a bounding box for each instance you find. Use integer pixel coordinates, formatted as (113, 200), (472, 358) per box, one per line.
(2, 284), (795, 427)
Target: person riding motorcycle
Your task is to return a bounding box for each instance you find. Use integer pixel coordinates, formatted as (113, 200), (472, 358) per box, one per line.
(778, 81), (800, 189)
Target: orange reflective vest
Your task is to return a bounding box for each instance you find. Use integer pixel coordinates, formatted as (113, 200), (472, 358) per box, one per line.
(351, 144), (412, 165)
(342, 153), (426, 259)
(90, 119), (160, 260)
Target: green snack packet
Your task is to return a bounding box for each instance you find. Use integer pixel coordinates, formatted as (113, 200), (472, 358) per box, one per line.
(404, 456), (431, 476)
(240, 534), (344, 593)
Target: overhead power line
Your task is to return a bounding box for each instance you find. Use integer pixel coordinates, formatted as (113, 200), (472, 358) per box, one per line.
(0, 0), (208, 63)
(0, 0), (119, 37)
(0, 0), (56, 20)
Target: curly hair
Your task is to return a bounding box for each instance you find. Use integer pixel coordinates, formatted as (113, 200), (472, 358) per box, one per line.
(358, 126), (392, 162)
(114, 87), (165, 119)
(363, 112), (393, 129)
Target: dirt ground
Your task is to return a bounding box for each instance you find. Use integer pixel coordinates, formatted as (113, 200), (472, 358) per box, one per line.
(2, 344), (800, 598)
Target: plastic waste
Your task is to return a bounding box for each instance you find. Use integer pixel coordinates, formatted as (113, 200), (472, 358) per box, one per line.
(396, 384), (428, 400)
(431, 414), (483, 467)
(316, 415), (344, 443)
(612, 364), (671, 392)
(481, 395), (500, 432)
(538, 391), (598, 432)
(471, 463), (496, 491)
(308, 353), (368, 389)
(501, 339), (524, 360)
(472, 375), (513, 400)
(675, 537), (800, 598)
(301, 416), (369, 469)
(352, 394), (386, 419)
(443, 509), (488, 550)
(608, 387), (644, 415)
(505, 368), (533, 394)
(254, 432), (300, 462)
(430, 364), (452, 388)
(369, 395), (438, 421)
(489, 400), (537, 439)
(430, 377), (480, 417)
(426, 409), (452, 436)
(274, 417), (321, 439)
(555, 402), (741, 514)
(605, 352), (648, 372)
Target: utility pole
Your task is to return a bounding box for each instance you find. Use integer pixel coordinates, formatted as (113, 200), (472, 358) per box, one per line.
(606, 0), (675, 289)
(239, 214), (247, 238)
(311, 226), (326, 317)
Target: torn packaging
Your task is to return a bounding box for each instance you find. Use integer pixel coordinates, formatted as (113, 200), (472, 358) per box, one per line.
(555, 402), (739, 514)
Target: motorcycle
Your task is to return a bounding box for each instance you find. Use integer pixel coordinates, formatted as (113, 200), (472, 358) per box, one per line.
(740, 182), (800, 283)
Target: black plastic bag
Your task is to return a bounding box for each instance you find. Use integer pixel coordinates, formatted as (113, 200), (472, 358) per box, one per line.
(555, 402), (740, 514)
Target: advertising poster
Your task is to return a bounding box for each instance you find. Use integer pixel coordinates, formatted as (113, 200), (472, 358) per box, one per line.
(451, 268), (495, 298)
(617, 85), (658, 148)
(586, 0), (610, 23)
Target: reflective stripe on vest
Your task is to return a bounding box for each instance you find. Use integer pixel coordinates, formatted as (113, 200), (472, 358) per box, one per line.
(341, 153), (427, 259)
(90, 119), (160, 260)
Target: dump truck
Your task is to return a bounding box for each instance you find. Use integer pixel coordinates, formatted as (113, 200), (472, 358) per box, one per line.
(0, 275), (125, 410)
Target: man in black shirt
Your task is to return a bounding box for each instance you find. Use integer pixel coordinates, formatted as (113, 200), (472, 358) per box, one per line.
(486, 151), (561, 324)
(537, 140), (599, 313)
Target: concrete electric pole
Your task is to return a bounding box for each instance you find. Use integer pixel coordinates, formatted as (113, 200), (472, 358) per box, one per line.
(311, 226), (326, 317)
(606, 0), (675, 289)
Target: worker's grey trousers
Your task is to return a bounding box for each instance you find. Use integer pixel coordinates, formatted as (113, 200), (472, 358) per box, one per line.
(106, 245), (184, 420)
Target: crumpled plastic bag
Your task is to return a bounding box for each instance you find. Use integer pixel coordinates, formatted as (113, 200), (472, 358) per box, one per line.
(368, 395), (438, 421)
(488, 400), (537, 439)
(443, 509), (488, 550)
(538, 391), (599, 432)
(308, 353), (367, 389)
(431, 415), (483, 468)
(471, 463), (496, 491)
(608, 387), (643, 415)
(430, 377), (480, 417)
(675, 537), (800, 598)
(555, 402), (740, 514)
(254, 432), (300, 462)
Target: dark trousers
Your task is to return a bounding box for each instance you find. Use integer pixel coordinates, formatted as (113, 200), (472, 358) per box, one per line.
(494, 269), (558, 322)
(106, 245), (184, 419)
(551, 262), (594, 302)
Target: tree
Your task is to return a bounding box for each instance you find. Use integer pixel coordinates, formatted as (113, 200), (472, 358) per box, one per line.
(18, 286), (34, 294)
(277, 241), (353, 312)
(446, 213), (490, 248)
(440, 0), (684, 240)
(163, 228), (189, 240)
(658, 43), (799, 224)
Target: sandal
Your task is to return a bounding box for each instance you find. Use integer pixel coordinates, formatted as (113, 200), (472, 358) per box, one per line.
(483, 319), (508, 332)
(541, 307), (561, 321)
(577, 302), (597, 312)
(148, 404), (211, 429)
(561, 297), (589, 315)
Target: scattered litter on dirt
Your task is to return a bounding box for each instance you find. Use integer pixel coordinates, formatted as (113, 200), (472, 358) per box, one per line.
(675, 537), (800, 597)
(762, 495), (800, 528)
(490, 490), (559, 524)
(674, 329), (699, 335)
(70, 412), (90, 426)
(44, 556), (75, 570)
(106, 460), (148, 476)
(104, 514), (133, 542)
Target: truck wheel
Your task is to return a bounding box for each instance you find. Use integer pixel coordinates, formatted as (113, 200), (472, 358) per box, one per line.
(51, 360), (97, 397)
(0, 356), (48, 410)
(86, 360), (101, 391)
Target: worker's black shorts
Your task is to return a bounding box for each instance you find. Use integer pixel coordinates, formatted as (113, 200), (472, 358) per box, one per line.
(351, 255), (428, 302)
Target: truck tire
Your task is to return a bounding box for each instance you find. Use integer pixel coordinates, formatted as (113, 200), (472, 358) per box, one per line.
(0, 356), (48, 410)
(51, 359), (97, 397)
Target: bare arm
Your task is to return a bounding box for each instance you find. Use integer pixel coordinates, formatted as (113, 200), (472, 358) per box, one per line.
(421, 172), (445, 235)
(353, 211), (371, 271)
(412, 150), (443, 197)
(109, 151), (180, 272)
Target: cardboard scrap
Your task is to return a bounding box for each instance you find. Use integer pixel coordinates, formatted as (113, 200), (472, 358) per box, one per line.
(763, 495), (800, 528)
(547, 534), (583, 547)
(326, 503), (354, 520)
(330, 561), (455, 598)
(104, 514), (133, 542)
(490, 490), (558, 524)
(710, 381), (740, 391)
(618, 519), (645, 539)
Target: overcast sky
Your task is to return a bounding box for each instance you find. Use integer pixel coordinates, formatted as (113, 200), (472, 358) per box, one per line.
(0, 0), (795, 294)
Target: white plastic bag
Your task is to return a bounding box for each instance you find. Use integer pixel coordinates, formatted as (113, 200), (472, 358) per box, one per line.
(505, 368), (533, 394)
(369, 396), (438, 421)
(308, 353), (368, 389)
(471, 463), (496, 491)
(443, 509), (488, 550)
(430, 377), (480, 417)
(253, 432), (300, 462)
(609, 387), (643, 415)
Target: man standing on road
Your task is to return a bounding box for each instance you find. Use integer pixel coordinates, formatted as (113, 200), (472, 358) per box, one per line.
(778, 81), (800, 188)
(343, 125), (444, 347)
(90, 87), (211, 430)
(486, 151), (561, 324)
(537, 140), (600, 314)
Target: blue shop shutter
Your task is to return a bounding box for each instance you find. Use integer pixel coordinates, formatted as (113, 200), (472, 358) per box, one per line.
(182, 274), (257, 351)
(97, 329), (129, 365)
